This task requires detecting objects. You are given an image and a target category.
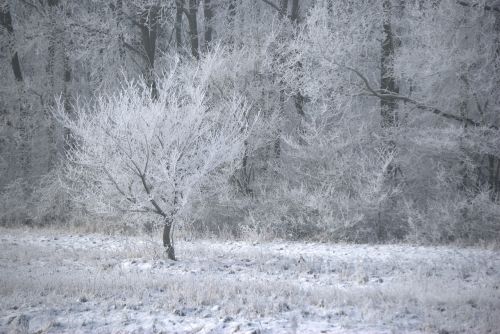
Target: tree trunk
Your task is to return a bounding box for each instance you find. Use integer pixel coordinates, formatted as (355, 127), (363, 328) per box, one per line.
(1, 2), (31, 196)
(186, 0), (200, 60)
(0, 3), (23, 82)
(378, 0), (400, 241)
(380, 0), (399, 129)
(62, 6), (73, 153)
(290, 0), (299, 22)
(203, 0), (213, 50)
(162, 218), (176, 260)
(46, 0), (61, 171)
(291, 1), (304, 117)
(227, 0), (237, 48)
(175, 0), (184, 50)
(62, 52), (73, 152)
(140, 6), (159, 99)
(114, 0), (126, 63)
(380, 0), (399, 179)
(279, 0), (288, 19)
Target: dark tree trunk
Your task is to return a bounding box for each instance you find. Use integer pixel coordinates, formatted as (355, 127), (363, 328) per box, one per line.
(380, 0), (399, 179)
(0, 3), (23, 82)
(61, 5), (73, 153)
(290, 0), (299, 22)
(175, 0), (184, 50)
(279, 0), (288, 19)
(203, 0), (213, 50)
(291, 1), (304, 117)
(46, 0), (60, 171)
(0, 2), (30, 196)
(273, 0), (290, 158)
(162, 218), (176, 260)
(140, 6), (159, 99)
(62, 49), (73, 152)
(114, 0), (126, 63)
(380, 0), (399, 129)
(377, 0), (400, 241)
(227, 0), (237, 47)
(186, 0), (200, 60)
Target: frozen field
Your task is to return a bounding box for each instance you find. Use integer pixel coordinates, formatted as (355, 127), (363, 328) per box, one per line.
(0, 228), (499, 333)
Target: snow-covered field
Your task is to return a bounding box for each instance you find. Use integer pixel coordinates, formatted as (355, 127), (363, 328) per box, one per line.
(0, 228), (499, 333)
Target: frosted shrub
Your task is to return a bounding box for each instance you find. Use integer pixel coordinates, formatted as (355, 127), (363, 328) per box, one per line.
(57, 51), (253, 259)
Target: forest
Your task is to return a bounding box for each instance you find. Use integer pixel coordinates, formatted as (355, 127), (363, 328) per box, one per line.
(1, 0), (499, 248)
(0, 0), (500, 332)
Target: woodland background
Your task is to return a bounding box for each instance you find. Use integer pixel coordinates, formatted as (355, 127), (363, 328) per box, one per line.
(1, 0), (499, 244)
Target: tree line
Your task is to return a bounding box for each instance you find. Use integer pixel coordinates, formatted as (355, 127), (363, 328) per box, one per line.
(1, 0), (499, 254)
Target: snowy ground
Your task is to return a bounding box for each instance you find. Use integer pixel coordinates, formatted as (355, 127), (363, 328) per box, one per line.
(0, 228), (499, 333)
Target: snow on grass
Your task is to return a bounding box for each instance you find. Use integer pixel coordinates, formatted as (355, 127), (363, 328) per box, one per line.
(0, 227), (499, 333)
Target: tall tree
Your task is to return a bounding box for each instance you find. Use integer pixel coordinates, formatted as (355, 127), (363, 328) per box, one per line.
(377, 0), (401, 240)
(185, 0), (200, 59)
(138, 4), (160, 99)
(380, 0), (399, 130)
(227, 0), (237, 48)
(46, 0), (61, 170)
(175, 0), (184, 51)
(203, 0), (213, 50)
(0, 0), (30, 195)
(0, 2), (22, 82)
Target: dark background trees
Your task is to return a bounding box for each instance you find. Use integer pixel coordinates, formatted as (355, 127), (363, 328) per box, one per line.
(0, 0), (499, 244)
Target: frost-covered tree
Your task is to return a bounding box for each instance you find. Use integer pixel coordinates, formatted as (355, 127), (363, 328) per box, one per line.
(58, 54), (252, 259)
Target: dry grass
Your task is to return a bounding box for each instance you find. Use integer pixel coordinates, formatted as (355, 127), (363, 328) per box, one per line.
(0, 227), (499, 333)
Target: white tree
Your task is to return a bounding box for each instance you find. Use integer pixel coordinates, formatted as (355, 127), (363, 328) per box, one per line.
(58, 53), (253, 259)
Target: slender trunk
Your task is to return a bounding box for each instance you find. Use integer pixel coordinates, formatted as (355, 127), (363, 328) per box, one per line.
(62, 49), (73, 152)
(162, 218), (176, 260)
(273, 0), (289, 159)
(175, 0), (184, 51)
(291, 1), (304, 117)
(380, 0), (399, 129)
(186, 0), (200, 60)
(494, 159), (500, 200)
(458, 71), (470, 198)
(115, 0), (126, 63)
(46, 0), (61, 171)
(60, 4), (73, 154)
(279, 0), (288, 19)
(227, 0), (237, 48)
(140, 6), (159, 99)
(1, 2), (31, 195)
(378, 0), (400, 241)
(488, 155), (498, 200)
(240, 140), (254, 196)
(203, 0), (213, 50)
(380, 0), (399, 177)
(493, 7), (500, 201)
(290, 0), (299, 22)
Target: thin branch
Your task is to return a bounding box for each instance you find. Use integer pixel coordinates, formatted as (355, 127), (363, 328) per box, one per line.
(457, 1), (500, 13)
(19, 0), (45, 16)
(103, 167), (137, 204)
(143, 133), (150, 175)
(123, 41), (147, 61)
(337, 63), (499, 130)
(21, 0), (45, 16)
(261, 0), (281, 12)
(139, 172), (166, 218)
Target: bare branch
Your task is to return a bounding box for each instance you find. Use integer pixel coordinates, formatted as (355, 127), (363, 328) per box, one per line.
(457, 1), (500, 13)
(123, 41), (147, 61)
(19, 0), (45, 16)
(336, 63), (499, 130)
(138, 172), (166, 218)
(261, 0), (281, 12)
(103, 167), (137, 204)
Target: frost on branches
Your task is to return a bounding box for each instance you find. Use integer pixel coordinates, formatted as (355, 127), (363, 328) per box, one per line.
(57, 54), (253, 260)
